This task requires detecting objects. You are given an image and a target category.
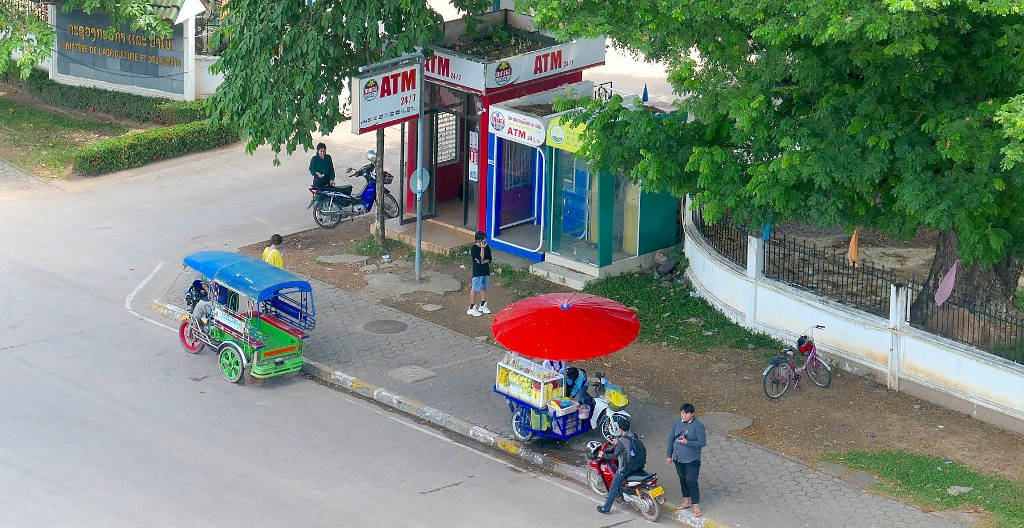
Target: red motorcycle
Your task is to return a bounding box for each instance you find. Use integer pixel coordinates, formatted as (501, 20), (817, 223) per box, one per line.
(584, 440), (664, 521)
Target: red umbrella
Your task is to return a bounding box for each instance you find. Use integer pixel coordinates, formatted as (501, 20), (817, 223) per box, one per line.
(491, 293), (640, 361)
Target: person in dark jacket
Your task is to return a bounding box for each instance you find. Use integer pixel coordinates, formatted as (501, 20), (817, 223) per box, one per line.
(309, 142), (342, 191)
(597, 419), (639, 514)
(665, 403), (707, 517)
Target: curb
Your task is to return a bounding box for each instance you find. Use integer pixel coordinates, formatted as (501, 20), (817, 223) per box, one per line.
(149, 299), (727, 527)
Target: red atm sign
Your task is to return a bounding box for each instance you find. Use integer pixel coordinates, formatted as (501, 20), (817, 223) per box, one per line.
(351, 62), (423, 135)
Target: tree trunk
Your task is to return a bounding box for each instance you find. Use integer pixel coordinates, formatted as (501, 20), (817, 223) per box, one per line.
(375, 128), (386, 249)
(910, 231), (1023, 322)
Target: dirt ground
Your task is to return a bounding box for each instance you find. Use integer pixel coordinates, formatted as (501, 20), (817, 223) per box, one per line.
(241, 218), (1024, 485)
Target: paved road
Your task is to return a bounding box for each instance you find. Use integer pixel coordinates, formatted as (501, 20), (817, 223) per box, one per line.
(0, 139), (644, 527)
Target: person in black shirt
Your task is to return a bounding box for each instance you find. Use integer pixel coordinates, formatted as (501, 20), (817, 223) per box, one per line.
(309, 142), (341, 190)
(467, 231), (491, 316)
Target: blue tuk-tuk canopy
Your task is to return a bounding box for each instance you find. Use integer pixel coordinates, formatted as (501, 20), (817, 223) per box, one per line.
(183, 251), (312, 302)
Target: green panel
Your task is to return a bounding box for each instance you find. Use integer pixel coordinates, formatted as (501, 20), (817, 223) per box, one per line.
(597, 169), (613, 267)
(638, 189), (682, 255)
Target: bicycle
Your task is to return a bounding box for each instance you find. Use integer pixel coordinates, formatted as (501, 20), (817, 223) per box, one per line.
(762, 325), (833, 398)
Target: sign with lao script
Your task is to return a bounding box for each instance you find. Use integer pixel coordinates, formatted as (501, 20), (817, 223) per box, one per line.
(54, 9), (187, 97)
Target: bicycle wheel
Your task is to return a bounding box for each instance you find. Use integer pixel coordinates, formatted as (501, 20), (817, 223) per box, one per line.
(806, 357), (832, 388)
(763, 363), (792, 399)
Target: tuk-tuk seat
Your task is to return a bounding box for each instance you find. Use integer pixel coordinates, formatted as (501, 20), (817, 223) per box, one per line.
(259, 313), (309, 339)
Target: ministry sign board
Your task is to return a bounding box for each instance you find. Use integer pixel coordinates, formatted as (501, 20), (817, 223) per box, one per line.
(54, 8), (186, 97)
(351, 61), (423, 135)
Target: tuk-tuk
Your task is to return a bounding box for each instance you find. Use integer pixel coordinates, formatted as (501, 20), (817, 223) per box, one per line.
(177, 251), (316, 384)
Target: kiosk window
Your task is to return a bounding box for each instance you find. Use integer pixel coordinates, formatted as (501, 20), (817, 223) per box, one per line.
(435, 112), (459, 165)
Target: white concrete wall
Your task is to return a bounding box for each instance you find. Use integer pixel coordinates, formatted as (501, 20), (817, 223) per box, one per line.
(683, 196), (1024, 433)
(195, 55), (222, 99)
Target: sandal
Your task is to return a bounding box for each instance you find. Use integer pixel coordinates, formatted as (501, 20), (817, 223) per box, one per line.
(693, 505), (702, 518)
(675, 502), (692, 511)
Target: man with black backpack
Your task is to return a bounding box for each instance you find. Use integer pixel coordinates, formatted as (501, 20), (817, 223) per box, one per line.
(596, 419), (647, 514)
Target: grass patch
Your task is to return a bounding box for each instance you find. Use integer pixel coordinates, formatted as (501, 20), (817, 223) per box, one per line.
(351, 234), (472, 267)
(822, 450), (1024, 527)
(1015, 289), (1023, 312)
(0, 97), (130, 178)
(583, 271), (784, 352)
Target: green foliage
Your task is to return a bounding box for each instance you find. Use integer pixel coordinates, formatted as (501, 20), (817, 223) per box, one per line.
(518, 0), (1024, 267)
(353, 235), (385, 257)
(583, 272), (784, 351)
(1015, 289), (1024, 311)
(207, 0), (442, 162)
(495, 262), (531, 290)
(822, 450), (1024, 527)
(71, 119), (238, 176)
(0, 96), (129, 178)
(1, 69), (207, 124)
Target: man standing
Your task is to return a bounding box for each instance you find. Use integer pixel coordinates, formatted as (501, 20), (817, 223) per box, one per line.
(666, 403), (707, 517)
(467, 231), (491, 316)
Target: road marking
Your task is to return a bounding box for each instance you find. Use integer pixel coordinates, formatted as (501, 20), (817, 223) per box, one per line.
(385, 416), (606, 506)
(125, 262), (175, 332)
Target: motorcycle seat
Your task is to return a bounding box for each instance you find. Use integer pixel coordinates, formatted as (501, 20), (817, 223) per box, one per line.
(311, 185), (353, 196)
(626, 471), (654, 482)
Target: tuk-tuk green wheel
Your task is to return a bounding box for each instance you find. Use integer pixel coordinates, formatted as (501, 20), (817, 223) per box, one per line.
(218, 344), (245, 384)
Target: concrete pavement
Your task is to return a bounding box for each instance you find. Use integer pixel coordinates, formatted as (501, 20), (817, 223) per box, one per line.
(150, 261), (966, 528)
(1, 135), (651, 527)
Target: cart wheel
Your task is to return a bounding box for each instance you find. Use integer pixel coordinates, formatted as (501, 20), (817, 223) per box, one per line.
(510, 406), (535, 442)
(217, 343), (246, 385)
(179, 319), (204, 354)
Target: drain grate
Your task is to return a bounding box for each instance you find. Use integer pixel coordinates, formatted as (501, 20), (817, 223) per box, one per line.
(363, 319), (409, 334)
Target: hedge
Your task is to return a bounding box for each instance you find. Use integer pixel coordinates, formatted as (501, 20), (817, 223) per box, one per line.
(72, 119), (239, 176)
(0, 69), (207, 125)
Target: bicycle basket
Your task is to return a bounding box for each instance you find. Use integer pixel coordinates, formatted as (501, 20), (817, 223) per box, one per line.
(797, 335), (812, 354)
(382, 171), (394, 185)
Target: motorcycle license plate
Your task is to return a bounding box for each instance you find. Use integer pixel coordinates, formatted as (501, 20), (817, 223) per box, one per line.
(649, 486), (664, 498)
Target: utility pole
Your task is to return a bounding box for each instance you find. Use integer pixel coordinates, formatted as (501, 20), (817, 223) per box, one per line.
(375, 128), (386, 249)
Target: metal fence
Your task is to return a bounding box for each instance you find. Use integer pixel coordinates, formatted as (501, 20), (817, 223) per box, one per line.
(692, 208), (747, 267)
(763, 233), (897, 318)
(907, 282), (1024, 365)
(195, 0), (225, 56)
(1, 0), (47, 21)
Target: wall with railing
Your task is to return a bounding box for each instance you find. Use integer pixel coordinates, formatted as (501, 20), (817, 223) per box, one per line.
(683, 196), (1024, 434)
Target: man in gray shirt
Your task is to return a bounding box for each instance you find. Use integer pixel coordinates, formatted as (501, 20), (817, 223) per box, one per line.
(665, 403), (707, 517)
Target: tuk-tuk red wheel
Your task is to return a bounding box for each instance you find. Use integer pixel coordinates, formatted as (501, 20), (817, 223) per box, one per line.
(179, 319), (204, 354)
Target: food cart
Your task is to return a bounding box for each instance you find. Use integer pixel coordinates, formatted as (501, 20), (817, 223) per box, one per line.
(494, 352), (593, 441)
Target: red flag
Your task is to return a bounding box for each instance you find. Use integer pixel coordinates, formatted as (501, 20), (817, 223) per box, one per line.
(934, 260), (959, 306)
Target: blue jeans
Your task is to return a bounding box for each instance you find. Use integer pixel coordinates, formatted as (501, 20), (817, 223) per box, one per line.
(601, 469), (626, 511)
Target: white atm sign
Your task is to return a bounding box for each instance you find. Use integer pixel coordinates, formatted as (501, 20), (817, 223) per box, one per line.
(351, 62), (423, 135)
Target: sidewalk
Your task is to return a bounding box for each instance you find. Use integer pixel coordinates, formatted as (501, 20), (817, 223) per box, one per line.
(152, 267), (964, 528)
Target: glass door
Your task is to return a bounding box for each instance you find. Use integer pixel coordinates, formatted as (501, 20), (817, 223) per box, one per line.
(491, 139), (545, 256)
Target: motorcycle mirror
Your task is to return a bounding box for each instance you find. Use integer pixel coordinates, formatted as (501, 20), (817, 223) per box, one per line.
(366, 149), (377, 163)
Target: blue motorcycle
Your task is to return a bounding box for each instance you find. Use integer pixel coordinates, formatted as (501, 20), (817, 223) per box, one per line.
(309, 150), (398, 229)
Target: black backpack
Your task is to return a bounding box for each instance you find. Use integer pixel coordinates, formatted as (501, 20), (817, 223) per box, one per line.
(622, 433), (647, 473)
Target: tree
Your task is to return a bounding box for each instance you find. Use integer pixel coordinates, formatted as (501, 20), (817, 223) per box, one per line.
(207, 0), (492, 247)
(1, 0), (171, 80)
(520, 0), (1024, 311)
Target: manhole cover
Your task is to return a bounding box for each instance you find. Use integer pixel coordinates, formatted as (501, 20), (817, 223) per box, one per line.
(363, 319), (408, 334)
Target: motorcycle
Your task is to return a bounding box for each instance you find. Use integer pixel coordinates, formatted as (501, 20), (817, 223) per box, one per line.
(589, 371), (632, 441)
(585, 440), (664, 521)
(308, 150), (399, 229)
